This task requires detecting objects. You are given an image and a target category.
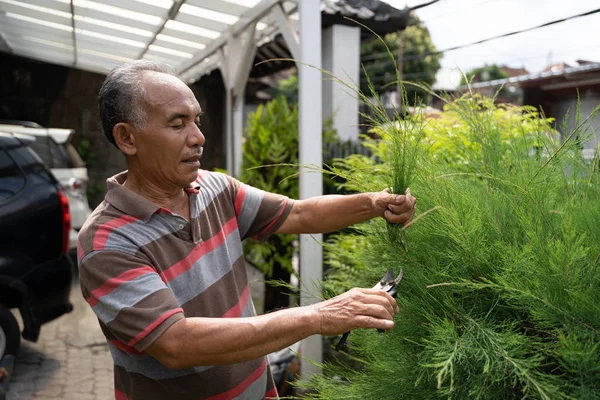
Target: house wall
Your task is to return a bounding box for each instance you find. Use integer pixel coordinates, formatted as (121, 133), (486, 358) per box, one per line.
(552, 92), (600, 157)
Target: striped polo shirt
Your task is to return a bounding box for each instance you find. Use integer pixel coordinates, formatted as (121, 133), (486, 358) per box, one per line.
(77, 170), (293, 400)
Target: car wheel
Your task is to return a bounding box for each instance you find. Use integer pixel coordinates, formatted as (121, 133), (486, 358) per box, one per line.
(0, 305), (20, 359)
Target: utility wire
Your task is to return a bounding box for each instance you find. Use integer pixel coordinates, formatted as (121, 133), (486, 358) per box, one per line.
(361, 7), (600, 64)
(421, 0), (499, 23)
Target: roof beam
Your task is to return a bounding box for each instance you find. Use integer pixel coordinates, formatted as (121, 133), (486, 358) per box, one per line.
(178, 0), (282, 77)
(138, 0), (184, 60)
(70, 0), (77, 65)
(0, 32), (13, 53)
(271, 3), (299, 59)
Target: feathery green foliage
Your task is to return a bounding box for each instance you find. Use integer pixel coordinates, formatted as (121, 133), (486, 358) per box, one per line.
(300, 92), (600, 399)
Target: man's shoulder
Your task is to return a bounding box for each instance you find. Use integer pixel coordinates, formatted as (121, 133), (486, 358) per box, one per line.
(195, 169), (236, 193)
(77, 201), (136, 259)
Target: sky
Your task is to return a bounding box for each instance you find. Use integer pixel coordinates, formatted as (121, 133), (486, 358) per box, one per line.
(382, 0), (600, 89)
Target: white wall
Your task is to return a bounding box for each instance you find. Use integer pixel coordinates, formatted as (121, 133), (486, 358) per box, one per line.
(322, 25), (360, 141)
(553, 92), (600, 159)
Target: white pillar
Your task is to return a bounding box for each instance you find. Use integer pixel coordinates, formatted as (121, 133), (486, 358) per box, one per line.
(233, 95), (244, 177)
(299, 0), (323, 377)
(225, 89), (234, 174)
(322, 25), (360, 141)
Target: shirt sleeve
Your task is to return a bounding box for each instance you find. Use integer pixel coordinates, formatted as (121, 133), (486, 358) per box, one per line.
(79, 250), (184, 351)
(227, 175), (294, 242)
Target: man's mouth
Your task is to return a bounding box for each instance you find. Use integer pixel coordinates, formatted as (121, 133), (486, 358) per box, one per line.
(182, 154), (201, 166)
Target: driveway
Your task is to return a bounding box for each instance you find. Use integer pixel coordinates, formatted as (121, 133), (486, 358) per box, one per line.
(4, 265), (266, 399)
(5, 277), (113, 400)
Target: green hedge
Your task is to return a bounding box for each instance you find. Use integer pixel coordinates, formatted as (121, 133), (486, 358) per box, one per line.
(302, 94), (600, 400)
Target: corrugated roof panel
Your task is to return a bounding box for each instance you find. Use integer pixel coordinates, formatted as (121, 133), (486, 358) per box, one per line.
(0, 17), (73, 39)
(1, 13), (72, 33)
(156, 34), (206, 49)
(18, 0), (71, 14)
(74, 19), (152, 42)
(159, 26), (214, 44)
(0, 1), (71, 25)
(186, 0), (250, 17)
(174, 11), (230, 33)
(73, 16), (154, 38)
(93, 0), (170, 16)
(73, 5), (157, 31)
(76, 38), (141, 58)
(164, 19), (221, 39)
(153, 37), (206, 53)
(19, 49), (74, 65)
(74, 0), (163, 25)
(180, 3), (238, 25)
(147, 44), (193, 59)
(0, 0), (299, 82)
(3, 31), (73, 49)
(76, 29), (146, 48)
(5, 36), (72, 52)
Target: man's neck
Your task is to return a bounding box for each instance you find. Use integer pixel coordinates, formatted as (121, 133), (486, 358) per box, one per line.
(124, 169), (190, 220)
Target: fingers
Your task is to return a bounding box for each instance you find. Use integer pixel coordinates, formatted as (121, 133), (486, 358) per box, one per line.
(384, 191), (416, 225)
(315, 287), (399, 336)
(355, 315), (395, 331)
(359, 288), (399, 315)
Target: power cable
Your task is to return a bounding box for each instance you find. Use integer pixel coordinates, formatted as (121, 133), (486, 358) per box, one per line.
(361, 7), (600, 65)
(421, 0), (500, 23)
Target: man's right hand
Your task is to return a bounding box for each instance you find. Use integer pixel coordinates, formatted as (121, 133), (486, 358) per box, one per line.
(310, 288), (399, 336)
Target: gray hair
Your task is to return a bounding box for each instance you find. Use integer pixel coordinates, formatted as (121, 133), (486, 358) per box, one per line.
(98, 60), (177, 147)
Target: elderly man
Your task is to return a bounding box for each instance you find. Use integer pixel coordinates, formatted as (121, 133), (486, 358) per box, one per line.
(78, 60), (416, 400)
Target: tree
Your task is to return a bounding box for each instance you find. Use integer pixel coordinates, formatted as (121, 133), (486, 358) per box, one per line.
(300, 94), (600, 399)
(360, 16), (441, 100)
(460, 64), (510, 86)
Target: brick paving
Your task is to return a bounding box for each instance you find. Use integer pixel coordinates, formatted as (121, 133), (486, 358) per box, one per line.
(5, 277), (113, 400)
(4, 265), (266, 400)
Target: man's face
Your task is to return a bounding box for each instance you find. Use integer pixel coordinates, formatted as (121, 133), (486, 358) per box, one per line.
(134, 71), (205, 189)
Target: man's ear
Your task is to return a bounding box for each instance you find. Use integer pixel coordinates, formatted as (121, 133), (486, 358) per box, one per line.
(113, 122), (137, 155)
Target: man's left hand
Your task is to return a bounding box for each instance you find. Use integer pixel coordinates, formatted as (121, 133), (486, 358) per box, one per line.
(372, 188), (416, 225)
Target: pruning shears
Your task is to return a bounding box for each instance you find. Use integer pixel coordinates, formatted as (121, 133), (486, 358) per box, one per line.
(335, 268), (404, 351)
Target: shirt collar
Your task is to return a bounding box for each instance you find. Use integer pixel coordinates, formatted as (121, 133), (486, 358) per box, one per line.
(105, 171), (199, 223)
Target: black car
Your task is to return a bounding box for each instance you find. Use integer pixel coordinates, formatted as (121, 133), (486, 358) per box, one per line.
(0, 132), (73, 394)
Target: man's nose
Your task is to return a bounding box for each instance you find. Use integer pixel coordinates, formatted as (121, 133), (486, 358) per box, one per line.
(188, 124), (205, 147)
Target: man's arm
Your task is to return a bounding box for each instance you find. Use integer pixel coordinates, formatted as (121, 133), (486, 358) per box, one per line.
(146, 287), (398, 369)
(276, 190), (416, 234)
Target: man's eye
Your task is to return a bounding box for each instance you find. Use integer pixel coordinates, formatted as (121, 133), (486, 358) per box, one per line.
(172, 123), (184, 129)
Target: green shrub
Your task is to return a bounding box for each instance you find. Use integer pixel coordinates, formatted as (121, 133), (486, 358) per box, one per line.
(302, 93), (600, 399)
(240, 95), (337, 311)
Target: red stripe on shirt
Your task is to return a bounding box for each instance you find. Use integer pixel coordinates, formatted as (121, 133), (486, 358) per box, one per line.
(255, 200), (288, 238)
(110, 340), (145, 355)
(114, 388), (128, 400)
(205, 358), (267, 400)
(127, 308), (183, 348)
(234, 184), (247, 218)
(160, 217), (238, 283)
(92, 215), (138, 250)
(221, 285), (250, 318)
(86, 265), (155, 307)
(265, 387), (279, 399)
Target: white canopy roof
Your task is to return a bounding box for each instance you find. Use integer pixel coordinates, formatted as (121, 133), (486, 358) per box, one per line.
(0, 0), (298, 83)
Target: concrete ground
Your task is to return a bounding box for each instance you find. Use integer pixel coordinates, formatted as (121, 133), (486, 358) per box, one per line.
(4, 266), (266, 400)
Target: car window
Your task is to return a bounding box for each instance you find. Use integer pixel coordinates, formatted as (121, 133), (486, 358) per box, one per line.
(28, 136), (70, 168)
(0, 145), (26, 202)
(10, 145), (55, 186)
(66, 143), (86, 168)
